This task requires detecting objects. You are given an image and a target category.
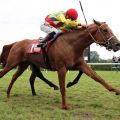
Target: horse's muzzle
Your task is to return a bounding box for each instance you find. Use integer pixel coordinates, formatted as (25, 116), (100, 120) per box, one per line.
(106, 40), (120, 52)
(113, 42), (120, 52)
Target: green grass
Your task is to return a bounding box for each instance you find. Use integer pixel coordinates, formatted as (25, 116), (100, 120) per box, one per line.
(0, 70), (120, 120)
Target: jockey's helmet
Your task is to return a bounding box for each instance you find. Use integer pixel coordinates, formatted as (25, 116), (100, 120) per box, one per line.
(66, 8), (78, 20)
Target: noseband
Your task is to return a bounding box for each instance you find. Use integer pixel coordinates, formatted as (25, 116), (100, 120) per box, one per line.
(86, 23), (115, 47)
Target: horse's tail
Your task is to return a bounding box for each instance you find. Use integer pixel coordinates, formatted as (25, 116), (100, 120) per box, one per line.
(0, 42), (17, 67)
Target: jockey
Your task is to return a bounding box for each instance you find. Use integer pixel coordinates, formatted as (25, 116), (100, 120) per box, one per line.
(38, 8), (82, 48)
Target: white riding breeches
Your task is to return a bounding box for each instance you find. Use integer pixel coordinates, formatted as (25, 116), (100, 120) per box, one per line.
(40, 22), (62, 34)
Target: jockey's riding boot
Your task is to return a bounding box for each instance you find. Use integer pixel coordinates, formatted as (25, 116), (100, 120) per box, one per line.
(52, 32), (63, 41)
(37, 31), (56, 48)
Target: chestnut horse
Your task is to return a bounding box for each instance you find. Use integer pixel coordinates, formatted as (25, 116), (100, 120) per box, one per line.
(1, 20), (120, 109)
(0, 42), (83, 96)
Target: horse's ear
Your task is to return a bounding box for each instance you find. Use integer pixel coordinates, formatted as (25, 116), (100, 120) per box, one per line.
(93, 19), (101, 26)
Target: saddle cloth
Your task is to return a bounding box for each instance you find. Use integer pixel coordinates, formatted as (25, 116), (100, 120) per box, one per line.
(27, 37), (53, 54)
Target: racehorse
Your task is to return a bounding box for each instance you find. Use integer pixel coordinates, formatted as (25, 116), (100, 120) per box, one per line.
(0, 20), (120, 109)
(0, 42), (83, 97)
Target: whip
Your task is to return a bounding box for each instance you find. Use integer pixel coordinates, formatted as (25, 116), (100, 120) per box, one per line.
(78, 0), (88, 25)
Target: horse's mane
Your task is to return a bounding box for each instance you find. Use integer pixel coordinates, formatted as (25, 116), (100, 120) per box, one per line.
(73, 26), (86, 31)
(72, 23), (95, 33)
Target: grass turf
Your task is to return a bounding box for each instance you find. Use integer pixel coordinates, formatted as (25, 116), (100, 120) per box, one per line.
(0, 70), (120, 120)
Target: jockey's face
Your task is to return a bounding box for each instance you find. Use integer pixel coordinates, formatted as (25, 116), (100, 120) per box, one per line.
(65, 15), (75, 21)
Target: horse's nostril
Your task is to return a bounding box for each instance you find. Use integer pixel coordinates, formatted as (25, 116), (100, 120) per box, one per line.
(116, 43), (120, 47)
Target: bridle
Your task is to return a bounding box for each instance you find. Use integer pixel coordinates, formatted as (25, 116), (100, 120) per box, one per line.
(78, 0), (115, 48)
(86, 23), (115, 48)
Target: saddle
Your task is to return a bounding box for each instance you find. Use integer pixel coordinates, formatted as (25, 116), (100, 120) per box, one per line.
(27, 38), (52, 53)
(27, 38), (53, 69)
(27, 33), (62, 69)
(27, 32), (62, 54)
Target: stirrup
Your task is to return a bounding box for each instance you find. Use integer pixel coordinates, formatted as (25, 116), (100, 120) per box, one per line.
(37, 43), (46, 48)
(37, 42), (44, 47)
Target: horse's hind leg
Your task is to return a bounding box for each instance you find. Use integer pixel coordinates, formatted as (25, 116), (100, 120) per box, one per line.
(0, 66), (14, 78)
(0, 53), (22, 78)
(7, 63), (28, 98)
(29, 72), (37, 96)
(67, 71), (83, 88)
(30, 64), (59, 90)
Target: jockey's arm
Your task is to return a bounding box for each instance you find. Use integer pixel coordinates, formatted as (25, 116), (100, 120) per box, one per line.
(57, 14), (80, 27)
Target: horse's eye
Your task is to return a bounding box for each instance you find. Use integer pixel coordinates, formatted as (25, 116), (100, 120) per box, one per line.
(103, 29), (108, 33)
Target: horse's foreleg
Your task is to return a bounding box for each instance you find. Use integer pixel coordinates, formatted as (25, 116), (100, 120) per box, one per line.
(7, 64), (28, 98)
(79, 62), (120, 95)
(67, 71), (83, 88)
(57, 67), (68, 109)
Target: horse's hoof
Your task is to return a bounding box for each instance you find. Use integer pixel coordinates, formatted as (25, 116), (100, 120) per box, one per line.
(116, 91), (120, 95)
(67, 82), (73, 88)
(32, 93), (37, 96)
(62, 106), (70, 110)
(54, 86), (59, 90)
(32, 92), (37, 96)
(7, 94), (10, 98)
